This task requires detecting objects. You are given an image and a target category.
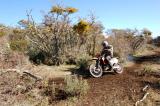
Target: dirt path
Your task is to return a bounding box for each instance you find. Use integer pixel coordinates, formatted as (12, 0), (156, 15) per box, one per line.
(79, 66), (142, 106)
(77, 50), (160, 106)
(77, 64), (160, 106)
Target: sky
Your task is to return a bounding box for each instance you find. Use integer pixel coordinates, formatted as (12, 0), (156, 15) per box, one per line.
(0, 0), (159, 37)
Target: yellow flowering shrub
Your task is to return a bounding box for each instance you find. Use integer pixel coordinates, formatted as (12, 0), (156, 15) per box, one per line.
(65, 7), (78, 14)
(73, 20), (90, 35)
(50, 6), (65, 14)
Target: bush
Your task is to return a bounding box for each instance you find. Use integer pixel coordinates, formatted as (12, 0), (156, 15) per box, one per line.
(108, 33), (132, 62)
(40, 76), (89, 105)
(64, 76), (89, 96)
(76, 54), (91, 70)
(0, 25), (7, 37)
(107, 29), (148, 63)
(42, 78), (56, 98)
(0, 30), (5, 37)
(10, 40), (28, 52)
(136, 65), (154, 76)
(143, 65), (153, 73)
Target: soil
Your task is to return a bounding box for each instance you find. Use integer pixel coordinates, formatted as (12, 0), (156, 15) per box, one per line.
(76, 50), (160, 106)
(78, 65), (160, 106)
(0, 50), (160, 106)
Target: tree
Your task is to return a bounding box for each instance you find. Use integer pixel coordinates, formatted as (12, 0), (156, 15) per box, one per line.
(20, 5), (79, 65)
(73, 15), (104, 56)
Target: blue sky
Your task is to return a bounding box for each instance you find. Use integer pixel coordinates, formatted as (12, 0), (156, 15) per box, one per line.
(0, 0), (159, 37)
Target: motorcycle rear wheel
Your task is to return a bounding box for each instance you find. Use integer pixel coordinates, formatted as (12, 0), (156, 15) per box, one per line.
(89, 64), (103, 78)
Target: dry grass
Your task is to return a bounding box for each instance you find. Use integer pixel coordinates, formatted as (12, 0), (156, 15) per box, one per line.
(30, 65), (76, 79)
(134, 64), (160, 76)
(133, 44), (157, 56)
(0, 69), (89, 106)
(137, 89), (160, 106)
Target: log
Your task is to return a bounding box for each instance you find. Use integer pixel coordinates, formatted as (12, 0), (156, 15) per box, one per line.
(0, 69), (42, 81)
(23, 71), (43, 81)
(135, 85), (150, 106)
(135, 92), (149, 106)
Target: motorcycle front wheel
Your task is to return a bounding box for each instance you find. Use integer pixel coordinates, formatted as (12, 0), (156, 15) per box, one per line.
(89, 64), (103, 78)
(113, 64), (123, 74)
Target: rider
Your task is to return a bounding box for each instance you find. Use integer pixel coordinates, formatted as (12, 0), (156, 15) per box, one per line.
(101, 40), (113, 60)
(96, 40), (113, 70)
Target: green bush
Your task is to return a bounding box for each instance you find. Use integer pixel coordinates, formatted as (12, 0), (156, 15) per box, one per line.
(40, 76), (89, 104)
(143, 65), (153, 73)
(0, 31), (5, 37)
(136, 65), (154, 76)
(76, 54), (91, 70)
(10, 40), (28, 51)
(64, 76), (89, 97)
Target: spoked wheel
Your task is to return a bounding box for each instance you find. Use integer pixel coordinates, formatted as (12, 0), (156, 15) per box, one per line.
(89, 64), (103, 78)
(113, 64), (123, 74)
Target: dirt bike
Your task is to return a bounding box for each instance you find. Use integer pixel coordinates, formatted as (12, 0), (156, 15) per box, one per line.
(89, 54), (123, 77)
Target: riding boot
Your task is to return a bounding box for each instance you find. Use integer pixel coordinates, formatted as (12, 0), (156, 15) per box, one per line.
(95, 59), (99, 69)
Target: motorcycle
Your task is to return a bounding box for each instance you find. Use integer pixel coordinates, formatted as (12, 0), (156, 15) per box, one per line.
(89, 54), (123, 77)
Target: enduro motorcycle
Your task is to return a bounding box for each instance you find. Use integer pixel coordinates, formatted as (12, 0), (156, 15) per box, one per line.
(89, 54), (123, 78)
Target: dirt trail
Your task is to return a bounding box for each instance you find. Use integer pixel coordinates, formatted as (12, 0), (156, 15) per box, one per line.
(77, 64), (159, 106)
(78, 50), (160, 106)
(78, 66), (142, 106)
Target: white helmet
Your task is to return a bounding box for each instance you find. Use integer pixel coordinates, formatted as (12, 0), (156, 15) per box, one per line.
(102, 41), (108, 47)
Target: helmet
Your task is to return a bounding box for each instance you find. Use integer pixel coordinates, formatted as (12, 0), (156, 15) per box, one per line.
(102, 41), (108, 47)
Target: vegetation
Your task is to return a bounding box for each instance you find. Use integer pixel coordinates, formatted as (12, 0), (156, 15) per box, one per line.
(1, 4), (153, 66)
(64, 76), (89, 96)
(76, 54), (91, 70)
(153, 36), (160, 47)
(0, 25), (7, 37)
(39, 76), (89, 105)
(0, 3), (160, 106)
(107, 29), (151, 62)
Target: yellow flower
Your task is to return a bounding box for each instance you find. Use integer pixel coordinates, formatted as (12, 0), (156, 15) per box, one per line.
(65, 7), (78, 14)
(50, 6), (65, 14)
(73, 20), (90, 35)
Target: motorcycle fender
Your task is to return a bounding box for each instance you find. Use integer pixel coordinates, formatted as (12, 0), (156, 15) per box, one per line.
(112, 64), (120, 69)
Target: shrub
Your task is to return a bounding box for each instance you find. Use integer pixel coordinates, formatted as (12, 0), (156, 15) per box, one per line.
(107, 33), (132, 62)
(107, 29), (148, 63)
(143, 65), (153, 73)
(22, 9), (103, 65)
(0, 25), (7, 37)
(64, 76), (89, 97)
(0, 30), (5, 37)
(10, 40), (28, 51)
(42, 78), (55, 96)
(65, 7), (78, 14)
(136, 65), (154, 76)
(76, 54), (92, 70)
(40, 76), (89, 105)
